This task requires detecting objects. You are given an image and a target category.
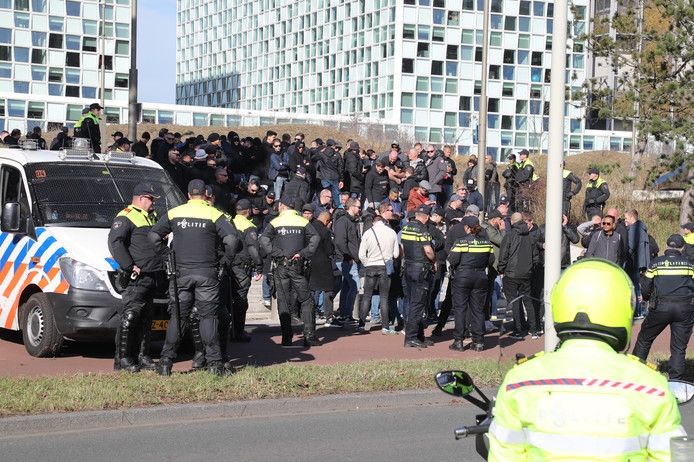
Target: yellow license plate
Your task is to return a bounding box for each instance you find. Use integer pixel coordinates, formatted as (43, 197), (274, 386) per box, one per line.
(151, 320), (169, 331)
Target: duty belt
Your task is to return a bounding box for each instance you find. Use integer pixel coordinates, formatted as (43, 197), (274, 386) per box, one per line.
(458, 267), (487, 272)
(405, 260), (429, 267)
(657, 295), (692, 303)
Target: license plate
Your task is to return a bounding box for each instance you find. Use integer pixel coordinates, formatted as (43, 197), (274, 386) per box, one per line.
(151, 320), (169, 331)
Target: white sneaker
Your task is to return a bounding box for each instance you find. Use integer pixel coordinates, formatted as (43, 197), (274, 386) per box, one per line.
(262, 299), (271, 308)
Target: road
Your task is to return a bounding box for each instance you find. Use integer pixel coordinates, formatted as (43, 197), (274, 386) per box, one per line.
(1, 389), (693, 462)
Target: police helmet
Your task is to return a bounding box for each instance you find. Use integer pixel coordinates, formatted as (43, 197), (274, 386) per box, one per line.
(551, 258), (635, 351)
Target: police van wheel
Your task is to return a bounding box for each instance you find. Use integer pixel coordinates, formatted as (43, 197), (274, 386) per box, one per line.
(21, 293), (64, 357)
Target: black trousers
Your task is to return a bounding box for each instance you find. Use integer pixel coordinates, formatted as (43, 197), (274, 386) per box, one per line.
(502, 276), (535, 333)
(116, 273), (157, 359)
(275, 262), (315, 334)
(230, 265), (252, 335)
(161, 268), (222, 363)
(452, 271), (487, 343)
(359, 265), (392, 330)
(632, 301), (694, 380)
(404, 264), (429, 342)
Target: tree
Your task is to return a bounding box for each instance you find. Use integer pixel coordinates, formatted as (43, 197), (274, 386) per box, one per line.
(578, 0), (694, 222)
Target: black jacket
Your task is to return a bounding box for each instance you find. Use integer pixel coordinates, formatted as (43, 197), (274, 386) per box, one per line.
(282, 174), (311, 210)
(498, 221), (538, 278)
(641, 249), (694, 301)
(536, 223), (579, 269)
(333, 212), (361, 262)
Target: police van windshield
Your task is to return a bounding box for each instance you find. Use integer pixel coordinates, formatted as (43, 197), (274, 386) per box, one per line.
(25, 162), (186, 228)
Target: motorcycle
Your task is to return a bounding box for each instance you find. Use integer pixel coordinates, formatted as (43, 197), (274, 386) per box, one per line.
(434, 369), (694, 460)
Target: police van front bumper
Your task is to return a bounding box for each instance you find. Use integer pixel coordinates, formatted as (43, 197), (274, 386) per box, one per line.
(47, 289), (169, 341)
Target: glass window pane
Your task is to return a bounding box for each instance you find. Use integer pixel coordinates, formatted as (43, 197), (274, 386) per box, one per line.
(115, 23), (129, 38)
(65, 68), (79, 83)
(431, 77), (443, 92)
(31, 0), (46, 12)
(0, 62), (11, 77)
(49, 16), (63, 32)
(402, 92), (414, 107)
(14, 12), (29, 28)
(401, 109), (413, 124)
(462, 29), (474, 44)
(31, 65), (45, 80)
(66, 1), (79, 16)
(8, 100), (25, 117)
(445, 78), (457, 93)
(83, 20), (98, 35)
(66, 35), (80, 50)
(115, 40), (128, 55)
(490, 31), (502, 47)
(14, 46), (29, 62)
(0, 28), (11, 44)
(416, 93), (428, 108)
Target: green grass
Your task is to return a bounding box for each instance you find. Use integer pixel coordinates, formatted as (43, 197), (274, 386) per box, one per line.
(0, 358), (512, 418)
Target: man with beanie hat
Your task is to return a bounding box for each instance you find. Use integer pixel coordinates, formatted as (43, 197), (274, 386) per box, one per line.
(632, 233), (694, 380)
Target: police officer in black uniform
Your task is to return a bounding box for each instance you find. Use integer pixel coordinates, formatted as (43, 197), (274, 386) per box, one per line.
(108, 183), (165, 372)
(632, 233), (694, 380)
(149, 179), (238, 376)
(447, 216), (495, 352)
(401, 204), (438, 348)
(231, 199), (264, 341)
(259, 196), (321, 348)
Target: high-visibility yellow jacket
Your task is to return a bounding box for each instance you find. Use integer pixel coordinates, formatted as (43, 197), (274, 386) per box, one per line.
(489, 339), (685, 461)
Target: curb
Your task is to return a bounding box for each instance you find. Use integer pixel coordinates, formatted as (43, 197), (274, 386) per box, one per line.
(0, 389), (486, 437)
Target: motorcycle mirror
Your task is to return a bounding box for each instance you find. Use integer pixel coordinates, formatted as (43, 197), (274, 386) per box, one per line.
(668, 380), (694, 405)
(435, 370), (475, 397)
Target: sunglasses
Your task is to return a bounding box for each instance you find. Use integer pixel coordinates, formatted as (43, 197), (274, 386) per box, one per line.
(602, 221), (613, 226)
(427, 150), (435, 153)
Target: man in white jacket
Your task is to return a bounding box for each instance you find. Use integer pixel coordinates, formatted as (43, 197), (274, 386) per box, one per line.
(357, 203), (400, 334)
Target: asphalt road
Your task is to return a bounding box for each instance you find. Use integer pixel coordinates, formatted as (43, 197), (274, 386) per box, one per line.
(1, 389), (693, 462)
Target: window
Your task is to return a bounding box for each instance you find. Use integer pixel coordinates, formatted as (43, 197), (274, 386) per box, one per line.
(430, 94), (443, 109)
(27, 101), (44, 119)
(14, 81), (29, 93)
(31, 48), (45, 64)
(519, 0), (531, 15)
(433, 9), (446, 25)
(402, 58), (414, 73)
(417, 76), (429, 91)
(530, 84), (542, 98)
(49, 16), (63, 32)
(501, 115), (513, 129)
(446, 45), (458, 60)
(446, 61), (457, 76)
(445, 78), (457, 93)
(14, 47), (29, 62)
(490, 31), (502, 47)
(65, 68), (79, 84)
(66, 35), (80, 50)
(401, 92), (414, 107)
(417, 25), (430, 40)
(0, 62), (11, 77)
(488, 98), (499, 112)
(7, 99), (25, 117)
(431, 61), (443, 75)
(48, 67), (62, 82)
(459, 96), (471, 110)
(516, 100), (527, 114)
(475, 47), (482, 62)
(518, 50), (529, 64)
(31, 65), (45, 81)
(447, 11), (459, 25)
(503, 65), (514, 80)
(489, 65), (500, 79)
(533, 1), (544, 16)
(0, 28), (10, 44)
(83, 37), (97, 52)
(66, 1), (80, 16)
(48, 33), (62, 49)
(31, 31), (46, 47)
(432, 27), (445, 42)
(0, 46), (9, 61)
(532, 51), (543, 66)
(65, 52), (79, 67)
(462, 29), (474, 44)
(504, 16), (516, 31)
(82, 87), (96, 99)
(416, 93), (428, 108)
(403, 24), (415, 39)
(491, 0), (503, 12)
(503, 50), (515, 63)
(14, 12), (29, 28)
(417, 42), (429, 57)
(31, 0), (46, 12)
(15, 0), (29, 10)
(502, 83), (514, 96)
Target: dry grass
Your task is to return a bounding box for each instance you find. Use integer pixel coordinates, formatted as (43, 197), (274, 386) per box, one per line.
(0, 358), (511, 417)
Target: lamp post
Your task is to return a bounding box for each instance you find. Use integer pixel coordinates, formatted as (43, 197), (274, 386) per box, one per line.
(128, 0), (138, 142)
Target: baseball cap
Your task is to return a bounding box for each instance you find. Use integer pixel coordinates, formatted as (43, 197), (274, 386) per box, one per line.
(667, 234), (685, 248)
(498, 195), (510, 204)
(487, 210), (503, 220)
(132, 183), (160, 198)
(682, 222), (694, 232)
(349, 141), (360, 150)
(115, 137), (131, 146)
(266, 191), (276, 200)
(419, 180), (432, 190)
(466, 204), (480, 215)
(188, 179), (206, 196)
(280, 196), (295, 208)
(89, 103), (103, 110)
(111, 131), (123, 138)
(432, 207), (445, 217)
(236, 199), (251, 211)
(462, 216), (479, 228)
(507, 154), (516, 160)
(449, 194), (464, 202)
(302, 203), (315, 213)
(326, 139), (337, 146)
(416, 204), (432, 215)
(467, 179), (475, 188)
(207, 132), (220, 143)
(519, 149), (529, 155)
(588, 167), (600, 175)
(297, 167), (307, 175)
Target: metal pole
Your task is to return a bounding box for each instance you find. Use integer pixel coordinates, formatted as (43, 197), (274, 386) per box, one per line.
(476, 0), (491, 213)
(543, 0), (569, 352)
(128, 0), (138, 142)
(100, 0), (107, 149)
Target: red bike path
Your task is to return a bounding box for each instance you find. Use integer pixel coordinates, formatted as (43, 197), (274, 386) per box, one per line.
(0, 319), (679, 378)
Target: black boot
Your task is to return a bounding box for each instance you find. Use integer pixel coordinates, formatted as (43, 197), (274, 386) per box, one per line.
(303, 328), (322, 348)
(280, 313), (293, 347)
(190, 309), (206, 369)
(218, 307), (231, 362)
(137, 316), (156, 371)
(156, 357), (173, 376)
(449, 339), (465, 352)
(115, 312), (140, 373)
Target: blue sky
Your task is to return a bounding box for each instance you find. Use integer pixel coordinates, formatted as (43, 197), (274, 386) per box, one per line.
(137, 0), (176, 104)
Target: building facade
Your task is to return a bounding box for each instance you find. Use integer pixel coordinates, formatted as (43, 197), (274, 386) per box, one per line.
(175, 0), (633, 157)
(0, 0), (633, 158)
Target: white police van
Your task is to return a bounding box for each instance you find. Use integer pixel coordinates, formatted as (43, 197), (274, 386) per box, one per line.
(0, 140), (186, 357)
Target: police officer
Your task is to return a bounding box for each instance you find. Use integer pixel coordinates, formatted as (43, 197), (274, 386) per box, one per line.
(108, 183), (164, 372)
(447, 216), (494, 353)
(583, 167), (610, 219)
(489, 259), (686, 460)
(73, 102), (102, 153)
(401, 204), (437, 348)
(514, 149), (536, 211)
(259, 196), (321, 347)
(632, 234), (694, 380)
(149, 179), (238, 376)
(230, 199), (263, 342)
(562, 163), (582, 215)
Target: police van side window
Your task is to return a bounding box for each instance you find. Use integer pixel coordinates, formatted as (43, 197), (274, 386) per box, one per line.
(1, 166), (31, 220)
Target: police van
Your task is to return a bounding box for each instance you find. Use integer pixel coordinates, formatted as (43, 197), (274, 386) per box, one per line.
(0, 140), (186, 357)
